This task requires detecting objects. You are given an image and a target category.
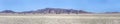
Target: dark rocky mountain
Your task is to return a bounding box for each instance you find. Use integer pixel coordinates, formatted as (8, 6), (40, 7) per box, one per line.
(0, 8), (90, 14)
(104, 12), (120, 14)
(22, 8), (90, 14)
(0, 10), (15, 13)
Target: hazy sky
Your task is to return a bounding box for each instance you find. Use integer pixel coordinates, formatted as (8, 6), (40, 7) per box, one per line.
(0, 0), (120, 12)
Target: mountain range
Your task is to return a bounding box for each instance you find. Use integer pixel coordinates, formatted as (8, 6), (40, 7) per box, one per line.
(0, 8), (119, 14)
(0, 8), (90, 14)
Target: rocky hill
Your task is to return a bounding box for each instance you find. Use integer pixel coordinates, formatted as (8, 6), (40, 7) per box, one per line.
(22, 8), (90, 14)
(0, 8), (90, 14)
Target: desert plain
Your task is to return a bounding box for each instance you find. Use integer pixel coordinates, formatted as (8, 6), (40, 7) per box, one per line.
(0, 14), (120, 24)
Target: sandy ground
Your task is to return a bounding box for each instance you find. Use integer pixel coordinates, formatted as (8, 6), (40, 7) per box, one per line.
(0, 14), (120, 24)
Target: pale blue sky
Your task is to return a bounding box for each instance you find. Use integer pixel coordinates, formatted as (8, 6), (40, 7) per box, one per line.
(0, 0), (120, 12)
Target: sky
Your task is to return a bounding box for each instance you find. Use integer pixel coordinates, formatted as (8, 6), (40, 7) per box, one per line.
(0, 0), (120, 13)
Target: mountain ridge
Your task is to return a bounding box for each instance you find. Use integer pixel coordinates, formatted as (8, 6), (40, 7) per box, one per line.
(0, 8), (90, 14)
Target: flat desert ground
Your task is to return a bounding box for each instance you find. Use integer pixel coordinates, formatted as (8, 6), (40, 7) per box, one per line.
(0, 14), (120, 24)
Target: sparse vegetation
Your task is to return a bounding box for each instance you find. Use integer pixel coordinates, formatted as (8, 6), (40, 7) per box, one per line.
(0, 14), (120, 24)
(0, 8), (119, 24)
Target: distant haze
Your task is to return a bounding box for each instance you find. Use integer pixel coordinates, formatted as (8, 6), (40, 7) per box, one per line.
(0, 0), (120, 13)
